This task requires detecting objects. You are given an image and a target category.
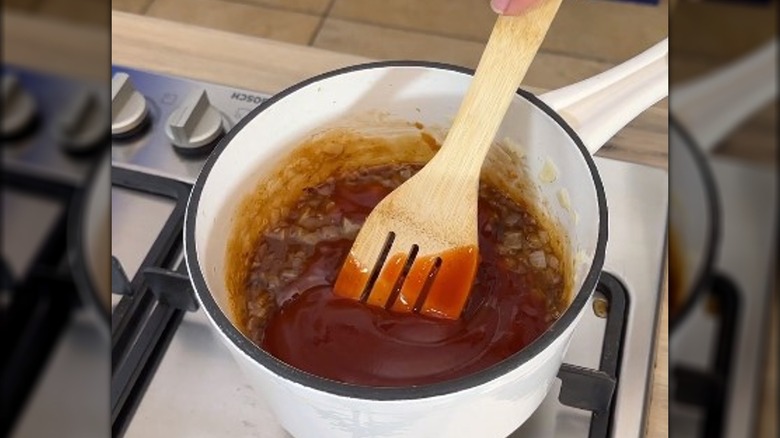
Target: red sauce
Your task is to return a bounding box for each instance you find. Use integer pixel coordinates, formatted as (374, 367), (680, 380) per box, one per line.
(246, 164), (565, 387)
(333, 245), (478, 320)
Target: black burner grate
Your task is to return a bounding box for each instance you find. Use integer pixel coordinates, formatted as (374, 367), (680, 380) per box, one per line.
(672, 273), (740, 438)
(110, 167), (196, 437)
(556, 272), (629, 438)
(0, 169), (80, 436)
(109, 167), (631, 438)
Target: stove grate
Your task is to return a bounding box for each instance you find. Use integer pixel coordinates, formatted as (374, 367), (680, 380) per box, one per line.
(110, 167), (195, 437)
(109, 166), (632, 438)
(0, 171), (79, 436)
(672, 273), (740, 438)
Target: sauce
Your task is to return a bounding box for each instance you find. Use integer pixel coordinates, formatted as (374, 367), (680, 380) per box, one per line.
(333, 245), (478, 319)
(240, 164), (566, 387)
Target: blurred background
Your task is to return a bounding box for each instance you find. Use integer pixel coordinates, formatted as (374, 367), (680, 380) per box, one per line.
(668, 1), (777, 438)
(1, 0), (110, 437)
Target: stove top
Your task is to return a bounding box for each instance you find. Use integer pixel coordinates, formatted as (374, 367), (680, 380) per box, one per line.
(670, 157), (777, 438)
(108, 66), (669, 438)
(1, 64), (107, 437)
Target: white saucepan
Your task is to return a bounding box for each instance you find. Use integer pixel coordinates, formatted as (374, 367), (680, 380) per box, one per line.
(69, 151), (111, 336)
(184, 39), (668, 437)
(669, 39), (777, 331)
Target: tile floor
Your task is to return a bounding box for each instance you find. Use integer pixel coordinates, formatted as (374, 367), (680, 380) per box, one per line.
(108, 0), (669, 89)
(10, 0), (777, 89)
(6, 0), (673, 90)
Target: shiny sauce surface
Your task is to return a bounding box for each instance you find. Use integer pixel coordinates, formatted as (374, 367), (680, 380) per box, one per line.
(240, 164), (566, 386)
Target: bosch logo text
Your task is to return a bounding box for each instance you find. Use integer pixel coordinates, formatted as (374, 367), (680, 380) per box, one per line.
(231, 92), (264, 104)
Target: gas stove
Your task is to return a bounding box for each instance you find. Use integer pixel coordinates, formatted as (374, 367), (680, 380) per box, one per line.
(107, 65), (668, 438)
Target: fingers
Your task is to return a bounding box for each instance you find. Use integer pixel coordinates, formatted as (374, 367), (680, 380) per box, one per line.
(490, 0), (544, 15)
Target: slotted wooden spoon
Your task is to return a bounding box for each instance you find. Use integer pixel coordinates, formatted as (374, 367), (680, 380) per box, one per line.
(333, 1), (563, 320)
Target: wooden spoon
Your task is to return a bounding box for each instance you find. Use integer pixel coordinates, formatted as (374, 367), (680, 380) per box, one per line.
(333, 0), (563, 320)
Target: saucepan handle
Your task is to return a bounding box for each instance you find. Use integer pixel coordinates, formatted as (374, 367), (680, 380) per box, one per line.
(670, 39), (777, 152)
(539, 39), (668, 155)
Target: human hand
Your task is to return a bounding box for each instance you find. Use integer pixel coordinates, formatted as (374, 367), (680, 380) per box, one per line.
(490, 0), (544, 15)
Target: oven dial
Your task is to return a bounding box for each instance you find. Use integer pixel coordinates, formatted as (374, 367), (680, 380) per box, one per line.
(165, 90), (229, 156)
(111, 72), (148, 137)
(2, 73), (38, 138)
(56, 89), (108, 155)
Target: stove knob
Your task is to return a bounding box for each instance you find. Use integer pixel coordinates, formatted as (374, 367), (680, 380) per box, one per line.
(111, 72), (148, 137)
(2, 73), (38, 138)
(165, 90), (228, 155)
(56, 89), (108, 155)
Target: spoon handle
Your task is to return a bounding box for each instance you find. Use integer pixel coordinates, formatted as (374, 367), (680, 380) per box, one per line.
(436, 0), (563, 172)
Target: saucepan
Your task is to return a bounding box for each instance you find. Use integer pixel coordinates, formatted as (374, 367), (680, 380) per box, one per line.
(69, 150), (111, 336)
(184, 39), (668, 437)
(669, 39), (777, 331)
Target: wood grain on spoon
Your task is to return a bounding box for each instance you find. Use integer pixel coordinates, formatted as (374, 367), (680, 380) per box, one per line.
(334, 0), (564, 319)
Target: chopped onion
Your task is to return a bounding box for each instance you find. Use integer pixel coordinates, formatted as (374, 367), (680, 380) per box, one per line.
(503, 231), (524, 249)
(547, 254), (560, 270)
(529, 250), (547, 269)
(527, 234), (542, 249)
(342, 218), (362, 236)
(505, 212), (521, 226)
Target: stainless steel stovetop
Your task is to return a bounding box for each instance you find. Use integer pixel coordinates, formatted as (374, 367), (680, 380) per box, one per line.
(108, 65), (669, 438)
(670, 156), (777, 438)
(2, 64), (108, 437)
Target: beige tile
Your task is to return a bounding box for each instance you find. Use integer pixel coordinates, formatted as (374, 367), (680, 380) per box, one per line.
(669, 53), (717, 85)
(330, 0), (496, 41)
(542, 0), (668, 63)
(671, 1), (776, 64)
(38, 0), (111, 25)
(330, 0), (668, 63)
(147, 0), (320, 44)
(4, 0), (43, 12)
(238, 0), (331, 14)
(313, 18), (614, 91)
(112, 0), (154, 14)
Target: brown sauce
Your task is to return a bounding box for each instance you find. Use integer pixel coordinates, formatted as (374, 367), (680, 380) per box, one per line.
(333, 245), (479, 319)
(237, 163), (567, 387)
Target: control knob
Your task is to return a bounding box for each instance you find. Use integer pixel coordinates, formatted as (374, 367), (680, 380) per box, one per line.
(2, 73), (38, 138)
(165, 90), (229, 156)
(56, 89), (108, 155)
(111, 72), (148, 137)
